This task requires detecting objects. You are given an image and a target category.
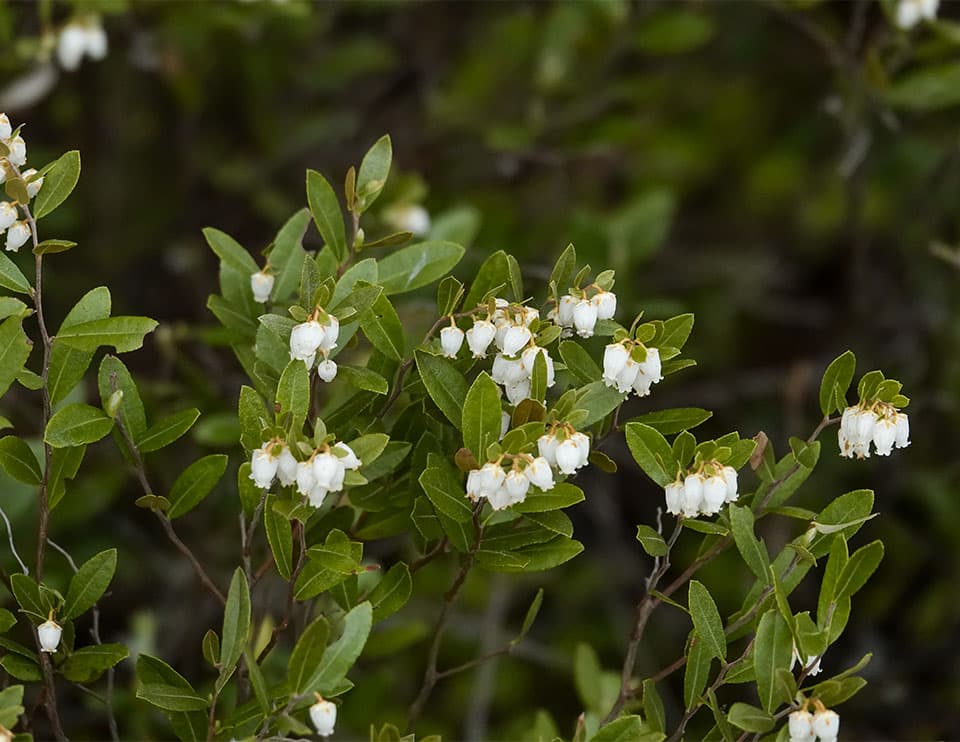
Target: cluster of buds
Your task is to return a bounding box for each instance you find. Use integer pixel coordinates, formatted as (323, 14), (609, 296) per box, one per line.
(838, 403), (909, 459)
(896, 0), (939, 30)
(309, 694), (337, 737)
(250, 267), (274, 303)
(57, 17), (108, 71)
(664, 463), (738, 518)
(0, 114), (43, 253)
(250, 439), (361, 508)
(788, 701), (839, 742)
(289, 311), (341, 381)
(38, 613), (63, 653)
(549, 287), (616, 338)
(466, 454), (555, 511)
(538, 425), (591, 476)
(602, 341), (662, 397)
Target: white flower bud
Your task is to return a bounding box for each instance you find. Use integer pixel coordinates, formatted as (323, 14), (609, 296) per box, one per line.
(812, 710), (839, 740)
(307, 484), (329, 509)
(318, 315), (339, 352)
(640, 347), (662, 383)
(521, 346), (555, 387)
(664, 481), (684, 515)
(572, 299), (598, 338)
(787, 710), (814, 742)
(500, 324), (532, 356)
(309, 698), (337, 737)
(250, 270), (274, 303)
(21, 168), (43, 199)
(555, 437), (583, 475)
(722, 466), (738, 502)
(295, 460), (317, 497)
(312, 453), (341, 490)
(58, 23), (88, 70)
(593, 290), (617, 320)
(249, 444), (279, 489)
(466, 320), (496, 358)
(289, 320), (325, 366)
(701, 475), (727, 515)
(526, 457), (555, 491)
(316, 359), (338, 383)
(5, 220), (29, 252)
(682, 474), (704, 517)
(333, 441), (362, 470)
(492, 354), (525, 385)
(0, 114), (10, 140)
(466, 469), (483, 501)
(894, 412), (910, 448)
(0, 202), (17, 232)
(277, 446), (298, 487)
(5, 136), (25, 168)
(603, 343), (629, 387)
(872, 416), (896, 456)
(504, 469), (530, 504)
(557, 294), (577, 326)
(440, 326), (464, 358)
(38, 619), (62, 653)
(85, 23), (108, 60)
(571, 431), (591, 467)
(537, 433), (559, 466)
(504, 378), (531, 406)
(478, 462), (506, 497)
(500, 411), (511, 439)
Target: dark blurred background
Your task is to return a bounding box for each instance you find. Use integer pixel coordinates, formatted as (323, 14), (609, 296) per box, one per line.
(1, 0), (959, 739)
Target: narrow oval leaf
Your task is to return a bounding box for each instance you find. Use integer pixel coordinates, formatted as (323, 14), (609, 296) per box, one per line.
(219, 568), (251, 686)
(688, 580), (726, 661)
(264, 496), (293, 580)
(44, 404), (113, 448)
(624, 422), (676, 487)
(377, 241), (465, 294)
(635, 525), (668, 557)
(33, 150), (80, 219)
(368, 562), (412, 622)
(137, 408), (201, 453)
(288, 616), (330, 695)
(754, 609), (793, 712)
(0, 436), (41, 485)
(462, 372), (502, 459)
(415, 350), (468, 427)
(306, 170), (347, 262)
(167, 454), (228, 519)
(63, 549), (118, 620)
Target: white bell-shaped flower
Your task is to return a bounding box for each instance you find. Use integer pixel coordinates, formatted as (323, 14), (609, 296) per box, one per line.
(504, 469), (530, 504)
(558, 295), (577, 326)
(316, 359), (337, 382)
(894, 412), (910, 448)
(632, 367), (654, 398)
(390, 204), (431, 236)
(0, 202), (17, 232)
(615, 358), (641, 393)
(38, 619), (62, 653)
(872, 416), (897, 456)
(664, 481), (684, 515)
(289, 320), (325, 366)
(309, 697), (337, 737)
(555, 436), (585, 475)
(722, 465), (738, 502)
(478, 462), (506, 497)
(295, 460), (317, 497)
(571, 431), (591, 467)
(0, 114), (10, 140)
(21, 168), (43, 199)
(57, 23), (89, 70)
(312, 453), (342, 490)
(811, 710), (839, 741)
(504, 378), (531, 406)
(307, 484), (329, 509)
(250, 270), (274, 303)
(516, 305), (539, 327)
(318, 315), (339, 352)
(492, 354), (526, 385)
(500, 324), (532, 356)
(701, 474), (727, 515)
(854, 409), (876, 456)
(840, 406), (856, 438)
(466, 469), (483, 501)
(572, 299), (598, 338)
(640, 347), (662, 383)
(593, 290), (617, 320)
(603, 343), (629, 386)
(85, 23), (108, 60)
(790, 643), (822, 676)
(521, 346), (555, 387)
(787, 710), (815, 742)
(682, 474), (704, 517)
(249, 443), (279, 489)
(5, 220), (28, 252)
(440, 326), (464, 358)
(334, 442), (362, 470)
(537, 432), (559, 466)
(277, 446), (298, 487)
(896, 0), (939, 30)
(5, 136), (26, 168)
(487, 484), (512, 511)
(525, 457), (555, 491)
(466, 320), (496, 358)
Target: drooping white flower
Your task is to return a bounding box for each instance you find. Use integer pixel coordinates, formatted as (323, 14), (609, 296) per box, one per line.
(478, 462), (506, 496)
(389, 204), (431, 236)
(289, 320), (325, 367)
(277, 446), (298, 487)
(603, 343), (629, 387)
(250, 443), (279, 489)
(309, 697), (337, 737)
(894, 412), (910, 448)
(872, 416), (897, 456)
(85, 23), (108, 60)
(615, 358), (640, 394)
(787, 710), (815, 742)
(556, 434), (589, 475)
(500, 324), (532, 356)
(5, 136), (26, 168)
(307, 484), (329, 509)
(38, 619), (62, 653)
(504, 469), (530, 504)
(492, 354), (526, 385)
(664, 480), (684, 515)
(504, 377), (531, 406)
(250, 270), (274, 303)
(593, 290), (617, 320)
(790, 643), (822, 676)
(811, 710), (839, 741)
(316, 359), (338, 382)
(682, 474), (704, 517)
(334, 442), (362, 470)
(571, 431), (591, 467)
(487, 484), (513, 511)
(701, 474), (727, 515)
(640, 347), (663, 383)
(572, 299), (598, 338)
(896, 0), (939, 30)
(57, 23), (89, 70)
(852, 408), (875, 458)
(466, 319), (496, 358)
(295, 460), (317, 497)
(466, 469), (483, 501)
(318, 315), (339, 352)
(0, 202), (17, 232)
(0, 114), (10, 140)
(521, 346), (555, 387)
(557, 294), (577, 326)
(526, 457), (554, 491)
(537, 432), (559, 466)
(516, 305), (539, 327)
(722, 465), (738, 502)
(21, 168), (43, 199)
(440, 326), (464, 358)
(312, 453), (342, 490)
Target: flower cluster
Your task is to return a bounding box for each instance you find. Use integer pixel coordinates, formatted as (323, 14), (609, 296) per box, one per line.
(549, 287), (616, 338)
(57, 18), (108, 71)
(309, 695), (337, 738)
(896, 0), (938, 30)
(788, 704), (839, 742)
(838, 403), (909, 459)
(250, 439), (361, 508)
(538, 426), (591, 475)
(602, 342), (662, 397)
(664, 463), (738, 518)
(466, 454), (555, 511)
(0, 114), (43, 253)
(251, 268), (274, 303)
(289, 312), (341, 381)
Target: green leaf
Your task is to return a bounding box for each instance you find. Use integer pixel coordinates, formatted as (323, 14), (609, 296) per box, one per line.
(203, 227), (259, 275)
(518, 588), (544, 641)
(55, 316), (159, 353)
(817, 537), (848, 627)
(167, 454), (229, 519)
(63, 548), (117, 620)
(1, 655), (40, 682)
(356, 134), (392, 211)
(559, 340), (601, 384)
(98, 355), (147, 439)
(10, 574), (46, 622)
(643, 679), (666, 734)
(683, 636), (712, 708)
(728, 505), (770, 582)
(819, 351), (855, 417)
(331, 258), (378, 307)
(574, 381), (627, 428)
(137, 409), (201, 453)
(754, 609), (793, 712)
(368, 562), (412, 622)
(635, 525), (668, 557)
(33, 150), (81, 219)
(44, 404), (113, 448)
(419, 454), (473, 523)
(33, 239), (77, 256)
(0, 252), (31, 295)
(629, 407), (712, 435)
(137, 683), (208, 712)
(0, 685), (24, 728)
(306, 170), (347, 262)
(437, 275), (464, 316)
(288, 616), (330, 695)
(48, 286), (111, 406)
(834, 540), (884, 600)
(360, 293), (405, 361)
(61, 643), (128, 683)
(688, 580), (726, 661)
(887, 61), (960, 111)
(462, 372), (502, 459)
(477, 536), (583, 573)
(377, 241), (465, 294)
(727, 702), (774, 733)
(276, 359), (311, 431)
(0, 316), (31, 398)
(270, 209), (311, 301)
(0, 436), (41, 485)
(513, 482), (585, 512)
(658, 313), (695, 350)
(337, 365), (388, 395)
(624, 422), (676, 487)
(306, 602), (373, 695)
(218, 568), (251, 689)
(549, 243), (576, 296)
(590, 716), (659, 742)
(264, 496), (293, 580)
(415, 350), (468, 427)
(462, 250), (512, 309)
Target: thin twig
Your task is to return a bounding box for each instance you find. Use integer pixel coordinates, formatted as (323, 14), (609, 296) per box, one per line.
(0, 505), (29, 575)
